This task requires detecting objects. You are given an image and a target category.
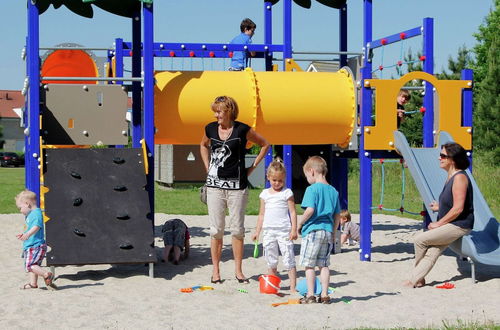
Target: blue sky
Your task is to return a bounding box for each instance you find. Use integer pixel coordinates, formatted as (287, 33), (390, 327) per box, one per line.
(0, 1), (494, 90)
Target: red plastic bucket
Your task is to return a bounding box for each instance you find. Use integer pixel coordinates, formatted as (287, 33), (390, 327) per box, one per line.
(259, 274), (281, 294)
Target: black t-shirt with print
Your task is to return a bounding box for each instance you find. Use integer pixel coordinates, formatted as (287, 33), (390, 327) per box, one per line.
(204, 121), (250, 190)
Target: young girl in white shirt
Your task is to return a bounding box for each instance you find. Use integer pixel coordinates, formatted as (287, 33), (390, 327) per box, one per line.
(251, 158), (298, 292)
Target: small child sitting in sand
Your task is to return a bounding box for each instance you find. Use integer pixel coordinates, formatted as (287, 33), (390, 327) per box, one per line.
(251, 158), (298, 293)
(15, 189), (56, 290)
(162, 218), (190, 265)
(340, 210), (360, 246)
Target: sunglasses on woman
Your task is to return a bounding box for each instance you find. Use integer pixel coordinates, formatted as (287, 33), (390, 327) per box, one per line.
(439, 153), (451, 159)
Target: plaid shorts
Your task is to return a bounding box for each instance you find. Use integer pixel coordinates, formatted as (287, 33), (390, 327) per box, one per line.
(299, 230), (333, 268)
(23, 244), (47, 272)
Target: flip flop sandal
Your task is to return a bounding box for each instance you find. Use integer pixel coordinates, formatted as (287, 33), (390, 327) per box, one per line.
(21, 283), (38, 290)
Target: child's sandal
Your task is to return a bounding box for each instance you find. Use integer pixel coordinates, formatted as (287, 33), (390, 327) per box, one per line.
(44, 272), (54, 286)
(300, 295), (317, 304)
(319, 296), (331, 304)
(21, 283), (38, 290)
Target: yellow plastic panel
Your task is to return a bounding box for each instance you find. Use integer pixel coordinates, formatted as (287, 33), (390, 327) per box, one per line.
(155, 70), (257, 145)
(255, 69), (355, 146)
(155, 69), (355, 146)
(365, 71), (471, 150)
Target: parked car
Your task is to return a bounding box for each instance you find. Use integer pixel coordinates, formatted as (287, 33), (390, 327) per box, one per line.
(0, 152), (24, 167)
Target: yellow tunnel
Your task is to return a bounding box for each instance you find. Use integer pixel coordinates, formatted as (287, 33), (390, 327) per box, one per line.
(154, 68), (355, 147)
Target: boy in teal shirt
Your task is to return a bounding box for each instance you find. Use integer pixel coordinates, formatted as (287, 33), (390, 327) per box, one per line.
(298, 156), (340, 304)
(16, 190), (56, 290)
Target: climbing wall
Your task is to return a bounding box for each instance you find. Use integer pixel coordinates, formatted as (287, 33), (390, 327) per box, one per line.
(43, 148), (156, 265)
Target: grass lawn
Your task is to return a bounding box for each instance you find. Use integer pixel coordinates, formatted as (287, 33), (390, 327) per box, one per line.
(0, 168), (25, 214)
(1, 160), (498, 219)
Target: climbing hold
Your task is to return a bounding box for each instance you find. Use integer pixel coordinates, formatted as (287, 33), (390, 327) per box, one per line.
(73, 228), (86, 237)
(116, 213), (130, 220)
(70, 171), (82, 179)
(119, 243), (134, 250)
(113, 185), (127, 192)
(113, 157), (125, 164)
(73, 198), (83, 206)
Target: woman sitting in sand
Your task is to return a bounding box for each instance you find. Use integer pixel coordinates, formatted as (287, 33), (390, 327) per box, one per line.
(404, 142), (474, 288)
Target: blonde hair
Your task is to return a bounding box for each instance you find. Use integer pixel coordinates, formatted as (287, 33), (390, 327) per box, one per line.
(15, 189), (37, 206)
(303, 156), (328, 175)
(211, 96), (239, 121)
(340, 209), (351, 221)
(267, 157), (286, 177)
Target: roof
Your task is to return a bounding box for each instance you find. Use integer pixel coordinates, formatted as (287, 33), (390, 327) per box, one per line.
(0, 90), (24, 119)
(306, 61), (340, 72)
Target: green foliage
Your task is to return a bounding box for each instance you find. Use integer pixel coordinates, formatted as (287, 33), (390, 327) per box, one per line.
(471, 0), (500, 83)
(472, 1), (500, 163)
(436, 46), (474, 80)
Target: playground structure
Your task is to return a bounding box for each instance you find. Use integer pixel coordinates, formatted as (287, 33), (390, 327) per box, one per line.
(23, 0), (498, 277)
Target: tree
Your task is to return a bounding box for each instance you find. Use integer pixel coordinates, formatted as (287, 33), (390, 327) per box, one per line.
(471, 0), (500, 163)
(436, 46), (473, 80)
(474, 34), (500, 163)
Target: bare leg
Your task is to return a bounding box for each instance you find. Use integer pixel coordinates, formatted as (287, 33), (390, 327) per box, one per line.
(288, 267), (297, 293)
(319, 266), (330, 297)
(211, 238), (223, 280)
(173, 246), (181, 264)
(305, 267), (316, 298)
(28, 272), (38, 287)
(232, 237), (246, 279)
(163, 245), (173, 262)
(268, 268), (279, 276)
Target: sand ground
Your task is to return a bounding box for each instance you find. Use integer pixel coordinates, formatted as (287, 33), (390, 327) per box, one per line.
(1, 213), (499, 329)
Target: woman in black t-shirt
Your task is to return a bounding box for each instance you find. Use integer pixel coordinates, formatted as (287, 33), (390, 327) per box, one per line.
(200, 96), (269, 284)
(404, 142), (474, 288)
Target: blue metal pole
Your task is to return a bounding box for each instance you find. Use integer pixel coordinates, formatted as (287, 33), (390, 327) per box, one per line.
(265, 146), (273, 189)
(339, 3), (348, 67)
(421, 17), (434, 230)
(27, 0), (40, 199)
(264, 1), (273, 71)
(359, 0), (373, 261)
(143, 2), (154, 215)
(283, 145), (292, 189)
(283, 0), (292, 63)
(24, 37), (30, 188)
(132, 12), (142, 148)
(462, 69), (473, 171)
(331, 2), (349, 210)
(283, 0), (292, 188)
(264, 1), (273, 184)
(422, 17), (434, 148)
(114, 38), (124, 85)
